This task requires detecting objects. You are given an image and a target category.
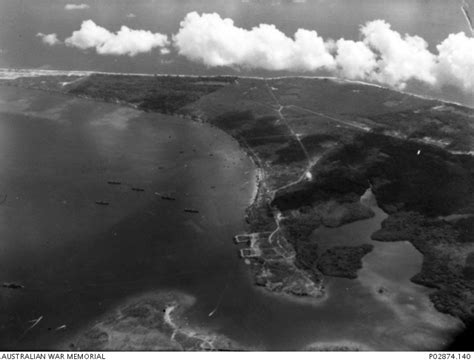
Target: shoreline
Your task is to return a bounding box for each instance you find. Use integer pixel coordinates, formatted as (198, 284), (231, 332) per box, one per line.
(2, 74), (473, 326)
(1, 67), (472, 111)
(0, 74), (440, 302)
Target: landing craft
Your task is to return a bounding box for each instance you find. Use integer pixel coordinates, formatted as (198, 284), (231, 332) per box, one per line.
(161, 195), (176, 201)
(3, 282), (24, 289)
(184, 208), (199, 213)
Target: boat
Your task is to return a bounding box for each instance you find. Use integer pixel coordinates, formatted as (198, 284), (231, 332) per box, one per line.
(131, 187), (145, 192)
(95, 201), (109, 206)
(107, 180), (121, 185)
(161, 195), (176, 201)
(3, 282), (24, 289)
(184, 208), (199, 214)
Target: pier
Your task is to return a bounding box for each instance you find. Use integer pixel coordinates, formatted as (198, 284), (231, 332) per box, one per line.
(234, 234), (251, 244)
(239, 249), (259, 258)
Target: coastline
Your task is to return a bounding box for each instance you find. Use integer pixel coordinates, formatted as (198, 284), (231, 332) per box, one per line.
(1, 67), (473, 110)
(0, 72), (455, 300)
(1, 72), (473, 327)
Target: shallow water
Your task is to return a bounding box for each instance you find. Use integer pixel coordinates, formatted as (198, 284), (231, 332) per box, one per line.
(306, 190), (462, 350)
(0, 86), (462, 350)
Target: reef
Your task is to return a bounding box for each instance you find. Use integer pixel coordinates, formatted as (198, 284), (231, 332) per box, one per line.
(64, 291), (247, 351)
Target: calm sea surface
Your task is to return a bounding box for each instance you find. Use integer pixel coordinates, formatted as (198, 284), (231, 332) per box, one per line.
(0, 86), (462, 350)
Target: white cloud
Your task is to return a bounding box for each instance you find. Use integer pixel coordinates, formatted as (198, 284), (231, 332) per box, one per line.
(360, 20), (437, 88)
(335, 39), (376, 79)
(64, 20), (170, 56)
(173, 12), (335, 71)
(65, 3), (90, 10)
(435, 32), (474, 92)
(37, 12), (474, 93)
(173, 12), (474, 92)
(36, 32), (61, 46)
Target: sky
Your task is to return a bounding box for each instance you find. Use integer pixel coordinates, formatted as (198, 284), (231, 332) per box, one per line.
(0, 0), (473, 104)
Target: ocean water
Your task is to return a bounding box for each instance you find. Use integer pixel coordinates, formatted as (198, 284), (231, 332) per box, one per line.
(0, 85), (256, 349)
(0, 86), (462, 350)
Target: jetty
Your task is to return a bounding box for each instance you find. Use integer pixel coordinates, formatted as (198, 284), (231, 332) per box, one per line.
(239, 249), (259, 258)
(234, 234), (251, 244)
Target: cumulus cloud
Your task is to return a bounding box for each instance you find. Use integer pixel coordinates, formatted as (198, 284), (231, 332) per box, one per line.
(173, 12), (335, 71)
(335, 39), (376, 80)
(435, 32), (474, 91)
(36, 32), (61, 46)
(160, 47), (170, 55)
(173, 12), (474, 91)
(64, 20), (169, 56)
(360, 20), (437, 88)
(65, 3), (90, 10)
(37, 12), (474, 92)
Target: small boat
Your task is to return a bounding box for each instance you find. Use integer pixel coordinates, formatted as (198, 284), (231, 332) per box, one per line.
(3, 282), (24, 289)
(107, 180), (121, 185)
(184, 208), (199, 214)
(161, 195), (176, 201)
(131, 187), (145, 192)
(95, 201), (109, 206)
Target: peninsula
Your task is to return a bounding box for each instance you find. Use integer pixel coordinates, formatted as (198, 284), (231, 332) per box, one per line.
(1, 69), (473, 327)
